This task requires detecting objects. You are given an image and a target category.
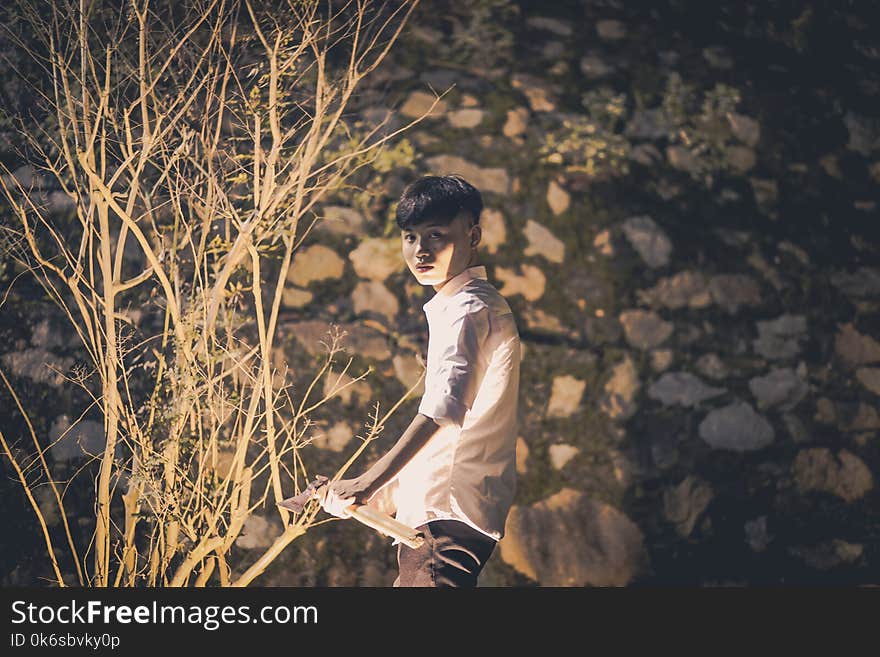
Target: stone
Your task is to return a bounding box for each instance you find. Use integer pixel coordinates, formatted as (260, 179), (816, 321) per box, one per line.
(650, 432), (680, 470)
(728, 113), (761, 147)
(526, 16), (573, 36)
(349, 238), (403, 281)
(650, 349), (674, 372)
(856, 367), (880, 395)
(323, 368), (371, 406)
(287, 320), (336, 357)
(619, 309), (674, 349)
(819, 154), (843, 179)
(409, 26), (443, 45)
(392, 353), (425, 395)
(747, 250), (784, 291)
(503, 107), (529, 139)
(282, 287), (313, 308)
(814, 397), (836, 424)
(287, 244), (345, 287)
(318, 206), (366, 236)
(286, 321), (390, 361)
(744, 516), (772, 552)
(499, 488), (647, 586)
(235, 514), (281, 549)
(696, 353), (729, 380)
(648, 371), (726, 407)
(715, 228), (752, 247)
(584, 315), (621, 345)
(663, 476), (714, 537)
(462, 213), (498, 262)
(523, 308), (566, 335)
(311, 420), (355, 452)
(835, 323), (880, 366)
(630, 143), (663, 166)
(753, 314), (807, 360)
(523, 219), (565, 263)
(510, 74), (557, 113)
(30, 319), (63, 349)
(751, 178), (779, 210)
(621, 216), (672, 268)
(342, 324), (392, 360)
(579, 54), (613, 79)
(33, 487), (60, 527)
(48, 191), (76, 213)
(2, 165), (40, 188)
(709, 274), (762, 314)
(666, 145), (699, 174)
(596, 20), (626, 40)
(515, 437), (529, 474)
(541, 40), (566, 60)
(600, 356), (641, 420)
(844, 403), (880, 431)
(425, 155), (510, 195)
(830, 267), (880, 298)
(702, 45), (734, 69)
(1, 349), (74, 387)
(360, 106), (403, 137)
(49, 415), (105, 461)
(447, 108), (484, 129)
(748, 368), (809, 411)
(495, 264), (546, 301)
(625, 109), (671, 140)
(675, 323), (703, 347)
(549, 444), (579, 470)
(789, 539), (864, 570)
(546, 180), (570, 216)
(637, 270), (711, 309)
(593, 229), (614, 255)
(699, 402), (775, 451)
(547, 375), (586, 418)
(727, 146), (757, 173)
(564, 267), (612, 310)
(352, 280), (399, 323)
(792, 448), (873, 502)
(844, 111), (880, 155)
(399, 91), (447, 119)
(778, 241), (809, 265)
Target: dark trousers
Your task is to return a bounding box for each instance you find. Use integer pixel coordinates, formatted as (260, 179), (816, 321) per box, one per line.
(393, 519), (497, 587)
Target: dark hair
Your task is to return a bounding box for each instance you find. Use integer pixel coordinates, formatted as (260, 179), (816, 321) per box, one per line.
(395, 175), (483, 230)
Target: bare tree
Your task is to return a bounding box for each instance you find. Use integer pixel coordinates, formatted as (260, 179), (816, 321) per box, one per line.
(0, 0), (434, 587)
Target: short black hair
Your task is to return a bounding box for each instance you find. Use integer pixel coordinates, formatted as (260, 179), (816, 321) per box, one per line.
(396, 175), (483, 230)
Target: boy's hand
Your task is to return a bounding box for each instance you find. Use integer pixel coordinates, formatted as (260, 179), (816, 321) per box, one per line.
(319, 477), (373, 518)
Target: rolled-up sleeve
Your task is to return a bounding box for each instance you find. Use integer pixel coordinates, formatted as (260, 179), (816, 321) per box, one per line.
(419, 304), (490, 427)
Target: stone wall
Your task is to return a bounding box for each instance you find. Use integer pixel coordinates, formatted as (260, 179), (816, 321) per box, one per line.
(2, 0), (878, 586)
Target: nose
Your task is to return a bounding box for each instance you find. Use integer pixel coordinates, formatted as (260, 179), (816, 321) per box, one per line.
(414, 237), (431, 260)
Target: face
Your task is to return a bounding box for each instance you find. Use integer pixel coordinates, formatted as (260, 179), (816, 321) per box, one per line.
(401, 212), (482, 292)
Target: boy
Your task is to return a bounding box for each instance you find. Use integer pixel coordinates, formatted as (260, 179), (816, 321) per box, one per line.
(321, 175), (521, 587)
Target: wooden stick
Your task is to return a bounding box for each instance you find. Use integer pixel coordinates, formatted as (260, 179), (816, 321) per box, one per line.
(346, 506), (424, 550)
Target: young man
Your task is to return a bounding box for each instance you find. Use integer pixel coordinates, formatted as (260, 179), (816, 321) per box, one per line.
(320, 175), (521, 587)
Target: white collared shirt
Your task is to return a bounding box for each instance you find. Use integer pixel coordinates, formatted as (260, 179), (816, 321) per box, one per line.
(392, 265), (521, 541)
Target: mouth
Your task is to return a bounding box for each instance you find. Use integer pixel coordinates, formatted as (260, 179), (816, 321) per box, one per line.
(415, 264), (434, 273)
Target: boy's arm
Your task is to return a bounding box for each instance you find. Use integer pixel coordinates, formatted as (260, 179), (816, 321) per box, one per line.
(320, 412), (442, 517)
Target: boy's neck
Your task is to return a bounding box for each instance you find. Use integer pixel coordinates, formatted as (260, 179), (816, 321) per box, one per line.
(433, 262), (482, 293)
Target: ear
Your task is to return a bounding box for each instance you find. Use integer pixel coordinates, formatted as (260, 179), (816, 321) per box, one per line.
(470, 224), (482, 247)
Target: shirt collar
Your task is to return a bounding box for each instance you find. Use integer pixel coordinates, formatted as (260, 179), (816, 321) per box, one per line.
(422, 265), (487, 314)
